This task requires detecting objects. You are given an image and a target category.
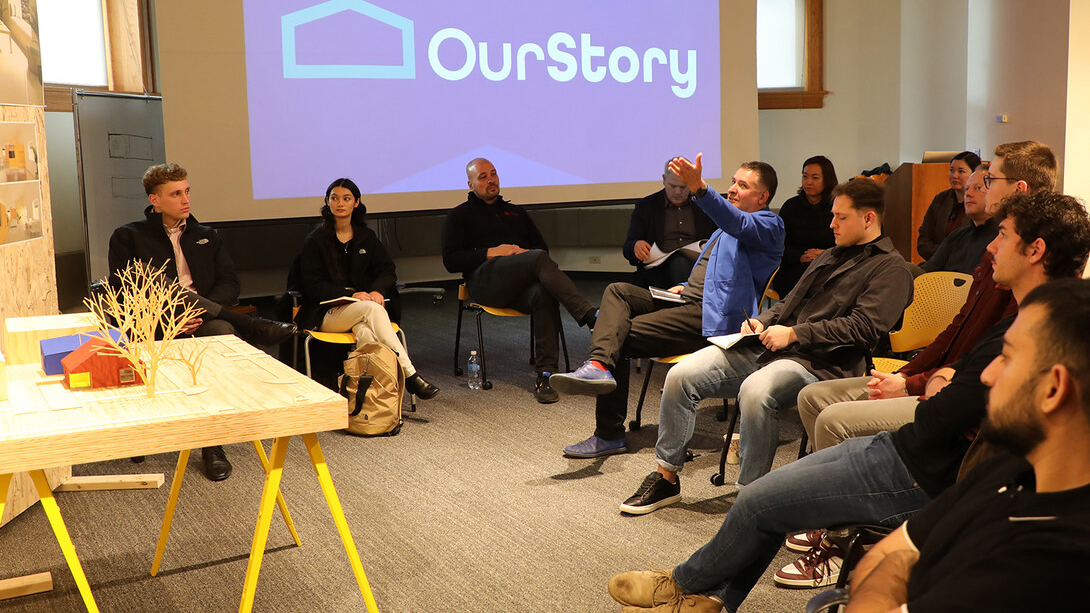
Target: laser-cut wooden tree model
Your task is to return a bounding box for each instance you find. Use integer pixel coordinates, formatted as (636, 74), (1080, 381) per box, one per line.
(83, 260), (206, 397)
(167, 337), (211, 386)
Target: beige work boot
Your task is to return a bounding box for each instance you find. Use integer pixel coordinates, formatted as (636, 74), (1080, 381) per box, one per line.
(619, 594), (724, 612)
(608, 569), (684, 607)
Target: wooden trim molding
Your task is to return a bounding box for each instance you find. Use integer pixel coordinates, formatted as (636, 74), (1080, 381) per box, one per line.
(758, 0), (827, 110)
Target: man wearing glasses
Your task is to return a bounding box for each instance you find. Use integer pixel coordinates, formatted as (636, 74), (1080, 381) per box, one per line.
(787, 140), (1058, 588)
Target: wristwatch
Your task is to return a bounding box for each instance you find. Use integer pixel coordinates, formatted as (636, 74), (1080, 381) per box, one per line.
(694, 185), (708, 199)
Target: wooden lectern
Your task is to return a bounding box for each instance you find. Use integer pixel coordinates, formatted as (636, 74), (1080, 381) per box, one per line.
(882, 163), (951, 264)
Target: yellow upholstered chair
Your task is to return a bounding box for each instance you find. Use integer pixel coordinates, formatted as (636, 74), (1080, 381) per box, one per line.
(871, 356), (909, 374)
(452, 283), (569, 390)
(889, 271), (972, 354)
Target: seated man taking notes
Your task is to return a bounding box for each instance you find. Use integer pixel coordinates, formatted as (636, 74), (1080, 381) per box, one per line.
(551, 156), (784, 459)
(615, 176), (912, 515)
(623, 159), (717, 289)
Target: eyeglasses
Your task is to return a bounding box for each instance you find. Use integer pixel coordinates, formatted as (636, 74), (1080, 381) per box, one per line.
(983, 175), (1020, 189)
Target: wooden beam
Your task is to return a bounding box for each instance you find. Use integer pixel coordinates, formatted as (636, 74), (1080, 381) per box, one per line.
(105, 0), (146, 92)
(0, 572), (53, 601)
(54, 474), (165, 492)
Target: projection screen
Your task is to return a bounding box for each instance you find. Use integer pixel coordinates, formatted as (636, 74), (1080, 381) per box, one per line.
(156, 0), (759, 222)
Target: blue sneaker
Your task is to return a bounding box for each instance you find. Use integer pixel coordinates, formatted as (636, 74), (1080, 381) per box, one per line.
(550, 361), (617, 396)
(564, 435), (628, 458)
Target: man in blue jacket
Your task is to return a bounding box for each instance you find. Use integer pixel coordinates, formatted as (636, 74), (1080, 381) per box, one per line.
(615, 171), (913, 516)
(552, 157), (784, 459)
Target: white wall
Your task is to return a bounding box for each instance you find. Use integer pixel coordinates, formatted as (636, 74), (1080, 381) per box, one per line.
(758, 0), (902, 207)
(966, 0), (1069, 186)
(898, 0), (969, 163)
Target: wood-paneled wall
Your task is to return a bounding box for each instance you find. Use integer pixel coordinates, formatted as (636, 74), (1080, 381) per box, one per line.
(1, 103), (64, 528)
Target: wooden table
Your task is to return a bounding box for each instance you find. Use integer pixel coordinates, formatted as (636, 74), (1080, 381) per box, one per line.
(0, 335), (379, 612)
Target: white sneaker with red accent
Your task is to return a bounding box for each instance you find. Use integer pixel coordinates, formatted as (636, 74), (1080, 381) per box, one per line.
(774, 537), (845, 588)
(784, 528), (826, 553)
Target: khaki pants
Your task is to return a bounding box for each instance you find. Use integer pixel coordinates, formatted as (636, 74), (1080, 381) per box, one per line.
(797, 377), (919, 451)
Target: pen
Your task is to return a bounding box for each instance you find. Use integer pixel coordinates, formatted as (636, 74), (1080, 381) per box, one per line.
(741, 308), (752, 333)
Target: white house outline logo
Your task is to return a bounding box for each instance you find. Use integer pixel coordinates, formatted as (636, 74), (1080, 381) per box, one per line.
(281, 0), (415, 79)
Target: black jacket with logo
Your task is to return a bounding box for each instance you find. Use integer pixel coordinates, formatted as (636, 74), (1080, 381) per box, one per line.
(107, 205), (239, 307)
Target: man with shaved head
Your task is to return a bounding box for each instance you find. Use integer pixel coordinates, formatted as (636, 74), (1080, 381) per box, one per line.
(442, 158), (597, 404)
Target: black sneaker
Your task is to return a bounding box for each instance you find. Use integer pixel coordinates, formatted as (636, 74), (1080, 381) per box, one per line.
(535, 372), (559, 404)
(620, 472), (681, 515)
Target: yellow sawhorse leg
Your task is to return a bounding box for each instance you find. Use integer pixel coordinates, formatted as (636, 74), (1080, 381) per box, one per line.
(251, 441), (301, 547)
(0, 473), (11, 527)
(237, 435), (379, 613)
(301, 432), (379, 613)
(28, 470), (100, 613)
(152, 446), (300, 577)
(239, 436), (291, 613)
(151, 450), (189, 576)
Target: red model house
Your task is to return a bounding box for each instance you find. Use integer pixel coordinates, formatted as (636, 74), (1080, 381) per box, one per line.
(61, 336), (143, 389)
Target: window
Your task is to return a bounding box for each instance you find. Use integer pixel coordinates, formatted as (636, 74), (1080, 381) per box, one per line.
(757, 0), (826, 109)
(38, 0), (109, 87)
(38, 0), (156, 112)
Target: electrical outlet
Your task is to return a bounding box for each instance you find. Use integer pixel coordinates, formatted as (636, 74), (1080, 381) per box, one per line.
(589, 255), (601, 264)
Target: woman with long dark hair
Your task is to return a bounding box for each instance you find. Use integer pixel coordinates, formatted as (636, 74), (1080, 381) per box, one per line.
(299, 178), (439, 399)
(773, 155), (838, 296)
(916, 150), (982, 260)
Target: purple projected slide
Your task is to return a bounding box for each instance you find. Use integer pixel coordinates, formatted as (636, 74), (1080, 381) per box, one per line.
(243, 0), (721, 200)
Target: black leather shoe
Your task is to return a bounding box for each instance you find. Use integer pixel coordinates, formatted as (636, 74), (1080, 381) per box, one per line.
(248, 318), (297, 346)
(405, 373), (440, 400)
(535, 373), (560, 404)
(200, 446), (232, 482)
(130, 456), (145, 463)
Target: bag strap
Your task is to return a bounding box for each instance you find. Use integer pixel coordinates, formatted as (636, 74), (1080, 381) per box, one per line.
(347, 375), (374, 416)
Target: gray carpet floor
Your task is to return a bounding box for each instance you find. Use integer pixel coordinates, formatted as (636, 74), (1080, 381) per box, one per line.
(1, 279), (818, 612)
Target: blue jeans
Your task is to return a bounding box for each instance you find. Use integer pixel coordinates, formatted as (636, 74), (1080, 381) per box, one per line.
(671, 432), (931, 612)
(654, 345), (819, 484)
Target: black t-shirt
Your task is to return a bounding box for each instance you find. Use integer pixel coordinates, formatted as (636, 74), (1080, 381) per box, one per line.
(892, 316), (1013, 497)
(904, 453), (1090, 611)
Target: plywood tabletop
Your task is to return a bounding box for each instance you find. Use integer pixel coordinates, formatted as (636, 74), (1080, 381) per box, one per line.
(0, 335), (347, 474)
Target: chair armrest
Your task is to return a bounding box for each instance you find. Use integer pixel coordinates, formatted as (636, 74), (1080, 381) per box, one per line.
(806, 588), (851, 613)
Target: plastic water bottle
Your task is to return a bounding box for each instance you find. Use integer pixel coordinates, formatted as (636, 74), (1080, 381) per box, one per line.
(467, 351), (482, 390)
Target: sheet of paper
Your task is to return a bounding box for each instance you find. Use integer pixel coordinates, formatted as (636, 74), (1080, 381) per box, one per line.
(707, 333), (761, 351)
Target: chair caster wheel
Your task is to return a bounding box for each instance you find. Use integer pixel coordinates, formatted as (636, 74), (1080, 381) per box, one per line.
(455, 367), (464, 376)
(710, 473), (726, 486)
(482, 381), (493, 390)
(715, 406), (729, 421)
(628, 420), (641, 431)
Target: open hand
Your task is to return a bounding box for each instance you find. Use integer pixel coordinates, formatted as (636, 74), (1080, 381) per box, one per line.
(667, 153), (707, 193)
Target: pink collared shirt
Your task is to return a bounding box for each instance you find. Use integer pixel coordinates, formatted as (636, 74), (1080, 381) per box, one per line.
(165, 220), (195, 291)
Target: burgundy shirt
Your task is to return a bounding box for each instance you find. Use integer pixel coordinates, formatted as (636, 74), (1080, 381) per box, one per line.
(899, 251), (1018, 396)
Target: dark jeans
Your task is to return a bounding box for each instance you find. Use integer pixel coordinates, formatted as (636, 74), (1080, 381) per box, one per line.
(671, 432), (930, 612)
(587, 282), (705, 440)
(467, 249), (593, 374)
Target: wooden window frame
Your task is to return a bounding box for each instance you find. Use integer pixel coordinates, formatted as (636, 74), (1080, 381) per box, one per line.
(758, 0), (827, 110)
(43, 0), (157, 112)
